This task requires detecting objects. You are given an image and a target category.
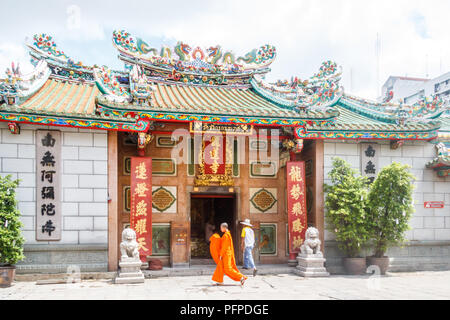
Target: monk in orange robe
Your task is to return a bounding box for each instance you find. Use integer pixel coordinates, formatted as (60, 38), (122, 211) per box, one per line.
(209, 232), (223, 284)
(212, 223), (247, 285)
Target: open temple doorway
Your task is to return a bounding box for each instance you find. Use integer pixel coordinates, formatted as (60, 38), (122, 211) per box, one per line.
(190, 194), (235, 264)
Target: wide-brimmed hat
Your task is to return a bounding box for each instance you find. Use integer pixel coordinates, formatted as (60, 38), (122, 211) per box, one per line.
(240, 219), (253, 227)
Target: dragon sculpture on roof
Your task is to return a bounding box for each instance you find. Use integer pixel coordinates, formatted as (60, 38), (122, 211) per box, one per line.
(112, 30), (276, 75)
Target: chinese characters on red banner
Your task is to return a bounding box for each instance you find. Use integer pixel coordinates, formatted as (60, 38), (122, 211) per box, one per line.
(130, 157), (152, 261)
(203, 135), (226, 175)
(36, 131), (61, 241)
(287, 161), (307, 254)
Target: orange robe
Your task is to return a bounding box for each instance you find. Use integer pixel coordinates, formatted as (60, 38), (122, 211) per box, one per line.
(210, 233), (221, 263)
(212, 231), (245, 283)
(210, 233), (223, 283)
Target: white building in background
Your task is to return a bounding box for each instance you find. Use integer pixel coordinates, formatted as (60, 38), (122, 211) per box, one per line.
(380, 72), (450, 105)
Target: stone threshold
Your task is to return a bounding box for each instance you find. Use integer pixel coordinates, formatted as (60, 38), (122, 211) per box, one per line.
(144, 264), (295, 278)
(15, 264), (296, 282)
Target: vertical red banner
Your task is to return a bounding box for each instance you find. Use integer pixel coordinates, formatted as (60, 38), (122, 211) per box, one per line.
(203, 135), (226, 175)
(287, 161), (307, 255)
(130, 157), (152, 261)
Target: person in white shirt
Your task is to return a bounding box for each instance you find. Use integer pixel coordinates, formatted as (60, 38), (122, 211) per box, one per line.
(240, 219), (257, 276)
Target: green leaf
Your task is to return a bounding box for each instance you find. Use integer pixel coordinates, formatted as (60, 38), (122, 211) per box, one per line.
(0, 175), (25, 265)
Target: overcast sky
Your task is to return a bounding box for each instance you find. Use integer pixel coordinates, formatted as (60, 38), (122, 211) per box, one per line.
(0, 0), (448, 99)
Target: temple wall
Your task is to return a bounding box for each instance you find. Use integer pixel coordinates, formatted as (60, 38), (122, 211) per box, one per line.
(323, 139), (450, 273)
(0, 123), (108, 273)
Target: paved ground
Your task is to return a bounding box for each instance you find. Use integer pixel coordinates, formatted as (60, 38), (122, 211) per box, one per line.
(2, 270), (450, 300)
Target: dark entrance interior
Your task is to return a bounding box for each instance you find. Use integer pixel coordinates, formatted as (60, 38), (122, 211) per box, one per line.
(190, 195), (235, 261)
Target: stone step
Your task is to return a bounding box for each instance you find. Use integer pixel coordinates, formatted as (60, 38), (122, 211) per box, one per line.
(118, 272), (144, 278)
(15, 264), (298, 282)
(15, 263), (108, 274)
(115, 276), (144, 284)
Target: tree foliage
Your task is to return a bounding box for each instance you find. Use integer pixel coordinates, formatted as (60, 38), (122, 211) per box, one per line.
(324, 157), (370, 258)
(367, 162), (415, 257)
(0, 175), (25, 265)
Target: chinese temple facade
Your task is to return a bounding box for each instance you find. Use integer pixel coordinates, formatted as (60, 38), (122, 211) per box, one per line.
(0, 31), (449, 274)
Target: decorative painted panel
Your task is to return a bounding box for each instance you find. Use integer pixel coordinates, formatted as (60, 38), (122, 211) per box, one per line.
(123, 156), (131, 175)
(152, 158), (177, 176)
(152, 186), (177, 213)
(249, 188), (277, 213)
(233, 139), (239, 177)
(156, 135), (176, 147)
(36, 130), (61, 241)
(123, 186), (131, 213)
(249, 138), (268, 151)
(152, 223), (171, 256)
(259, 223), (277, 255)
(249, 161), (277, 178)
(187, 137), (195, 176)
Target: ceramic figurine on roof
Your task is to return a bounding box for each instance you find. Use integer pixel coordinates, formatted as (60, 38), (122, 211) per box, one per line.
(129, 64), (153, 105)
(251, 60), (343, 110)
(28, 34), (91, 70)
(31, 34), (69, 62)
(93, 65), (130, 103)
(0, 60), (51, 105)
(426, 142), (450, 177)
(27, 34), (94, 83)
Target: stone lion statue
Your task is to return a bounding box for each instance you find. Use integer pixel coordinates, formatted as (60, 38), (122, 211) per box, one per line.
(300, 227), (322, 257)
(120, 227), (140, 260)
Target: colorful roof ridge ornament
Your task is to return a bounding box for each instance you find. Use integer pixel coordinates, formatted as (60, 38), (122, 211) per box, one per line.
(31, 34), (69, 61)
(1, 60), (51, 105)
(129, 64), (154, 105)
(340, 93), (445, 125)
(93, 65), (131, 103)
(426, 142), (450, 176)
(112, 30), (276, 85)
(28, 34), (93, 71)
(251, 60), (343, 111)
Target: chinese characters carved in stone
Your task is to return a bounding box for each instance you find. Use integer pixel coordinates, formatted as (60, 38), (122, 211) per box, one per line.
(36, 131), (61, 241)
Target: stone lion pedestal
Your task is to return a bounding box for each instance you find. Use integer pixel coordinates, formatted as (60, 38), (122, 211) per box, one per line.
(115, 228), (145, 284)
(294, 227), (329, 277)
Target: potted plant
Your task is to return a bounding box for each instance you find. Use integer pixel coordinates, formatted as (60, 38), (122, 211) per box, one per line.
(0, 175), (25, 288)
(325, 157), (370, 275)
(366, 162), (415, 275)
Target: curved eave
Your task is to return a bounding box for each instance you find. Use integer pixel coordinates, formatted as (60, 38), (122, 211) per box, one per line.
(250, 77), (298, 108)
(340, 95), (445, 124)
(250, 77), (343, 116)
(339, 95), (401, 124)
(96, 100), (329, 127)
(0, 108), (147, 132)
(296, 125), (439, 140)
(29, 49), (95, 76)
(96, 92), (338, 127)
